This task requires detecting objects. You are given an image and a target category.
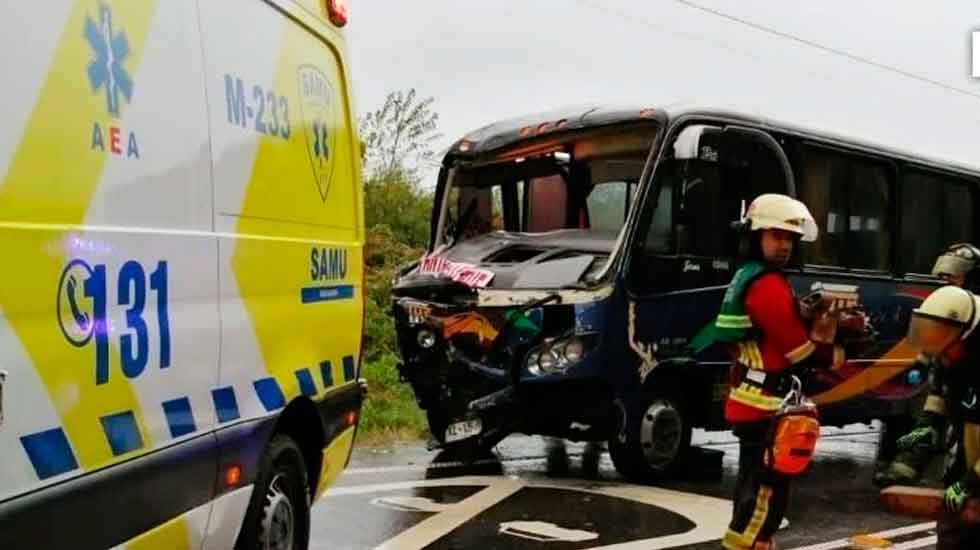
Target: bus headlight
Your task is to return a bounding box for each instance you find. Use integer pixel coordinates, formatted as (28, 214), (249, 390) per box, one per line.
(525, 333), (597, 375)
(417, 329), (436, 349)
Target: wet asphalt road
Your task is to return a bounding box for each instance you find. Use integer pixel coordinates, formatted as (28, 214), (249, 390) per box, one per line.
(309, 425), (939, 549)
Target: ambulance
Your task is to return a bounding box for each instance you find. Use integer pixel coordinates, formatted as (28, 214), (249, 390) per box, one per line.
(0, 1), (364, 548)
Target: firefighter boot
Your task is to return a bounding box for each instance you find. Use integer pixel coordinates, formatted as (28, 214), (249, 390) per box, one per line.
(873, 443), (936, 486)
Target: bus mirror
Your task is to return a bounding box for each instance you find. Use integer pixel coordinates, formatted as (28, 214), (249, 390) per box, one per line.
(673, 125), (722, 162)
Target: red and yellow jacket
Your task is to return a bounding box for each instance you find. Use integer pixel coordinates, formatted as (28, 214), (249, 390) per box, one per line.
(724, 271), (845, 424)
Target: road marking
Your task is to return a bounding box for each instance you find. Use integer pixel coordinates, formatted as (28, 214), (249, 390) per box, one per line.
(374, 478), (523, 550)
(889, 535), (937, 549)
(786, 521), (934, 550)
(370, 496), (455, 513)
(499, 521), (599, 542)
(326, 475), (733, 550)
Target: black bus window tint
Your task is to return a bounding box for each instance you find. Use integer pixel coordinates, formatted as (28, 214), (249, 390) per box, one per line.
(676, 160), (727, 256)
(901, 171), (975, 274)
(799, 148), (847, 266)
(642, 181), (674, 254)
(848, 161), (891, 270)
(587, 181), (629, 234)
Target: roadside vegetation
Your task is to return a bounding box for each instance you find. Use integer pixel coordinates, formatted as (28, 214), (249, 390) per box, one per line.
(357, 89), (441, 444)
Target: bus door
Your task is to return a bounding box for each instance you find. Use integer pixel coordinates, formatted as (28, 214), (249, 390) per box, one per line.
(624, 124), (796, 428)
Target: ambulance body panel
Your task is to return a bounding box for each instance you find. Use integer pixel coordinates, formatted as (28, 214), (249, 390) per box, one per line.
(0, 1), (364, 548)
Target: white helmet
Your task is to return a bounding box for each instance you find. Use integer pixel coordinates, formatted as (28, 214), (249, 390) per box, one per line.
(908, 285), (980, 355)
(743, 194), (818, 242)
(932, 243), (980, 287)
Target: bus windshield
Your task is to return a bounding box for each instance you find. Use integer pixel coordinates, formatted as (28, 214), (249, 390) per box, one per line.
(435, 125), (658, 251)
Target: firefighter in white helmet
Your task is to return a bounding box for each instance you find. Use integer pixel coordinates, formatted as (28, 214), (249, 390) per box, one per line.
(693, 194), (850, 550)
(907, 285), (980, 549)
(876, 244), (980, 487)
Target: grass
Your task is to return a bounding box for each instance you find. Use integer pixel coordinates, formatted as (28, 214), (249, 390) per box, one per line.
(357, 352), (428, 445)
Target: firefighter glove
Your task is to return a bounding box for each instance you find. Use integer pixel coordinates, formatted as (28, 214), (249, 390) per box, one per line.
(895, 425), (940, 452)
(945, 481), (973, 513)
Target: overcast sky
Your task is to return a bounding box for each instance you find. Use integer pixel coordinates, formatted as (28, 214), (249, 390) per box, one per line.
(347, 1), (980, 180)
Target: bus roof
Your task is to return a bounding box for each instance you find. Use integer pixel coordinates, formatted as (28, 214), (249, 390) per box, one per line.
(446, 103), (980, 179)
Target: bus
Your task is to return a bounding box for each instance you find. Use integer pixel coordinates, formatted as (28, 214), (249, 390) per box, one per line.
(0, 1), (365, 548)
(391, 104), (978, 481)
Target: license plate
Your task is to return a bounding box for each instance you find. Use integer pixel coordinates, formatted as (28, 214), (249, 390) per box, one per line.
(445, 419), (482, 443)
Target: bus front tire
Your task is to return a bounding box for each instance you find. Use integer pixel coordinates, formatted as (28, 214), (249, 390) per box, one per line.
(609, 392), (692, 483)
(236, 434), (311, 550)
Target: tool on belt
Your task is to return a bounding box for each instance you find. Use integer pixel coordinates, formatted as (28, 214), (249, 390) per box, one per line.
(765, 376), (821, 475)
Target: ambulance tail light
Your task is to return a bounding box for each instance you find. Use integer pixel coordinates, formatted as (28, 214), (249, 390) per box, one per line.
(326, 0), (348, 27)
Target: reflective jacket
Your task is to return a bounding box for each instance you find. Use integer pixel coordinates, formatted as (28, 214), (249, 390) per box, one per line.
(696, 262), (845, 424)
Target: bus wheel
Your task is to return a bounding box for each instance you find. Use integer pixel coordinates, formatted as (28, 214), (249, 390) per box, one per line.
(609, 392), (691, 482)
(236, 435), (311, 550)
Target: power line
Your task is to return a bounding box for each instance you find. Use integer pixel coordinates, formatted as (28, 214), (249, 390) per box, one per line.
(574, 0), (980, 101)
(670, 0), (980, 101)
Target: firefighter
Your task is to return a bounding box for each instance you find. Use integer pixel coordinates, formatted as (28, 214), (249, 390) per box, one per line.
(693, 194), (852, 550)
(875, 243), (980, 487)
(905, 285), (980, 549)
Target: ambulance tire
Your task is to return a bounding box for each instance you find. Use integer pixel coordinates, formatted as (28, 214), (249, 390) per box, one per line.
(237, 434), (311, 550)
(609, 391), (692, 483)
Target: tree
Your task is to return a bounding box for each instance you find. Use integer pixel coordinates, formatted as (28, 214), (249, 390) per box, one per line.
(359, 89), (442, 182)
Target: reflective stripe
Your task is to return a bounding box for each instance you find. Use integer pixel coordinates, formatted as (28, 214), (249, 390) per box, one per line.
(965, 423), (980, 473)
(717, 314), (753, 329)
(723, 485), (773, 549)
(729, 384), (782, 411)
(722, 530), (753, 550)
(785, 340), (816, 364)
(737, 341), (764, 370)
(924, 395), (947, 415)
(743, 484), (773, 545)
(832, 345), (846, 370)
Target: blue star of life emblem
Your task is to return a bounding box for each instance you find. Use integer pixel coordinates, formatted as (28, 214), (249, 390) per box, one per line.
(84, 4), (133, 117)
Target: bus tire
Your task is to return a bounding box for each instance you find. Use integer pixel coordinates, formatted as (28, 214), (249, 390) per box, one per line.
(236, 434), (311, 550)
(609, 390), (692, 483)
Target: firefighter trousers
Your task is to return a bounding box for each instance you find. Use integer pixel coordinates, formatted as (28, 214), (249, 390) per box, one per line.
(723, 422), (791, 550)
(937, 513), (980, 549)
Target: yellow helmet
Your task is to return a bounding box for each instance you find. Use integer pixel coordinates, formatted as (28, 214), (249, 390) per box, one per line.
(908, 285), (980, 355)
(744, 194), (818, 242)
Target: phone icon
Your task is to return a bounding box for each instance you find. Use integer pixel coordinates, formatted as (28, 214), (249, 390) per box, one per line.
(65, 275), (91, 332)
(57, 259), (96, 347)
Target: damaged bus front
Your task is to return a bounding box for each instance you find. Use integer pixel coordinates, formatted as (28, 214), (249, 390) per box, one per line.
(393, 105), (951, 482)
(392, 107), (658, 452)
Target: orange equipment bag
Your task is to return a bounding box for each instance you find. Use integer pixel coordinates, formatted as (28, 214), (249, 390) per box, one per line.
(766, 376), (820, 476)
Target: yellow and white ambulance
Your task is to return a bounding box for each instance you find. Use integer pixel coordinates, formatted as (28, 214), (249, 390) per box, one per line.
(0, 0), (364, 548)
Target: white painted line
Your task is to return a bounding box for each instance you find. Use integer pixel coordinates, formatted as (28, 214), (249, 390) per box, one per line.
(370, 496), (455, 513)
(327, 475), (733, 550)
(785, 521), (934, 550)
(374, 478), (524, 550)
(326, 475), (497, 496)
(890, 534), (937, 549)
(582, 484), (732, 550)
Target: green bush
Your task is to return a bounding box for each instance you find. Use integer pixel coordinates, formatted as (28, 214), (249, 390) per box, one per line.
(357, 173), (433, 443)
(358, 353), (426, 443)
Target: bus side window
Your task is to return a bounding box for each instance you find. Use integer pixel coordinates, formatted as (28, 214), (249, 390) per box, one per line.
(900, 170), (976, 275)
(798, 147), (893, 271)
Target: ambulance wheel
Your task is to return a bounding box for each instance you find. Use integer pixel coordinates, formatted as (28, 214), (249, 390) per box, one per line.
(236, 434), (311, 550)
(609, 392), (691, 482)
